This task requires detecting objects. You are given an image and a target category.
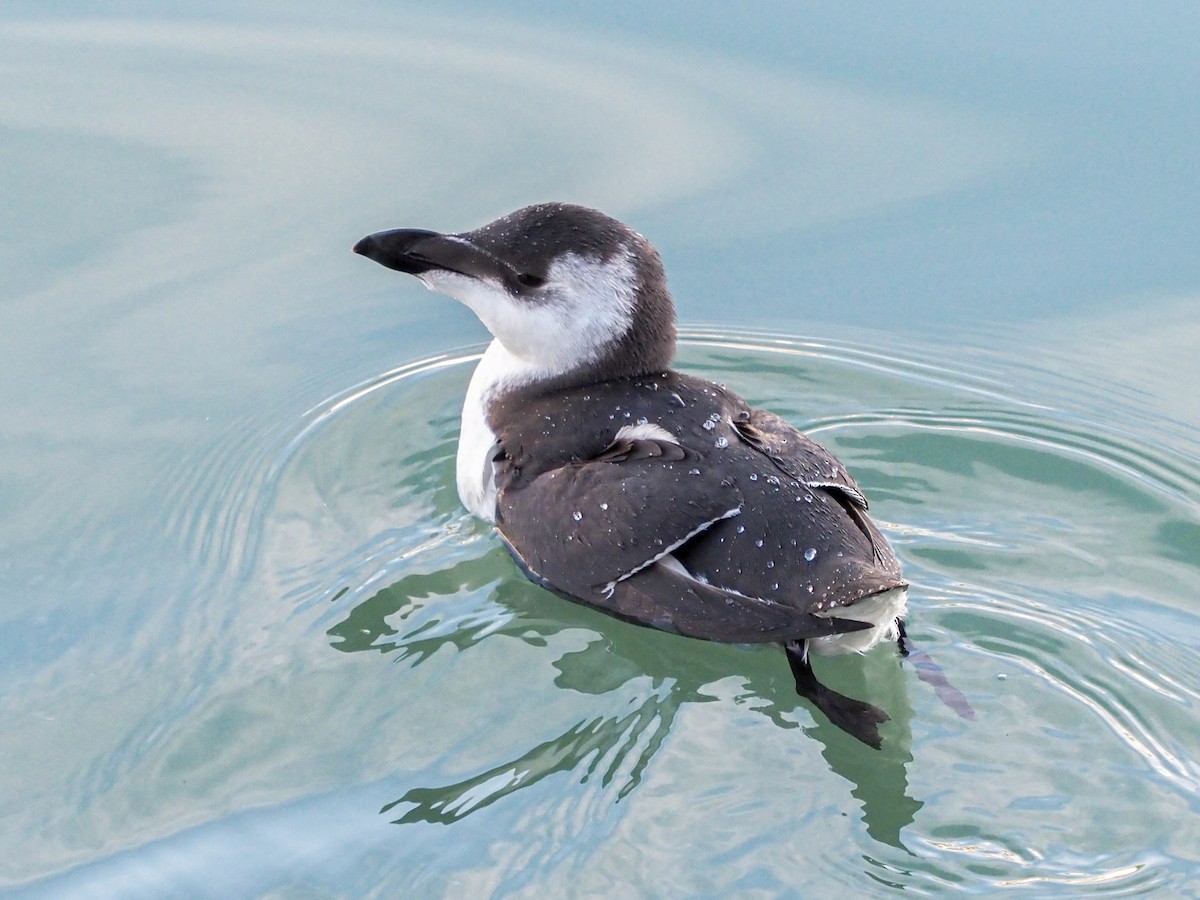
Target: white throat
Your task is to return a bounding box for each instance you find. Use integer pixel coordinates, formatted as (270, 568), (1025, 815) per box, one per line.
(425, 249), (638, 375)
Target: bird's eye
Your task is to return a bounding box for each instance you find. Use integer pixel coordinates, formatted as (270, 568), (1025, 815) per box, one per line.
(516, 272), (545, 289)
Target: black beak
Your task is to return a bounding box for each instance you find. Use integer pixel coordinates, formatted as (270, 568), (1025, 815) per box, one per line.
(353, 228), (513, 284)
(352, 228), (447, 275)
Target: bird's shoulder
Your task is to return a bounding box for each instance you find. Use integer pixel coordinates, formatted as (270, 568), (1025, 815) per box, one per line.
(487, 370), (742, 479)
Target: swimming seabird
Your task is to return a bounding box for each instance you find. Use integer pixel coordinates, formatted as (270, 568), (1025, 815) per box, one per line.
(354, 203), (908, 747)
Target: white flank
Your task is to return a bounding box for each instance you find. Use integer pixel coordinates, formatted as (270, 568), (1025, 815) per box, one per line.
(806, 586), (908, 657)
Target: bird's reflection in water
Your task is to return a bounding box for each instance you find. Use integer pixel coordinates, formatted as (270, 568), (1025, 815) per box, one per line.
(328, 548), (923, 851)
(384, 691), (677, 825)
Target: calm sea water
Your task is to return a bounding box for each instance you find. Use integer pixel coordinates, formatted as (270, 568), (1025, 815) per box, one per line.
(3, 4), (1199, 896)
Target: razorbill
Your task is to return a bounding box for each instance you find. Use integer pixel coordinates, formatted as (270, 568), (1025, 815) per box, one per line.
(354, 203), (908, 747)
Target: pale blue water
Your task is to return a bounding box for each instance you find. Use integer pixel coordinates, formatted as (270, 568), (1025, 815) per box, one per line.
(3, 4), (1199, 896)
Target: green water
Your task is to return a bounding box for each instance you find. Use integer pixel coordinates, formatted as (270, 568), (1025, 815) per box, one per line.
(2, 4), (1199, 896)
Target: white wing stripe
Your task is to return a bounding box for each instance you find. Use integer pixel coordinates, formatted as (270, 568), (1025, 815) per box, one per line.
(600, 506), (741, 596)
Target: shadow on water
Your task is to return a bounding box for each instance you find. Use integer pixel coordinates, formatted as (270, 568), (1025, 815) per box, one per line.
(327, 549), (924, 851)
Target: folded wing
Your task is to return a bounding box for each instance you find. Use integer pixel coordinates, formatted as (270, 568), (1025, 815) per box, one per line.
(495, 434), (872, 643)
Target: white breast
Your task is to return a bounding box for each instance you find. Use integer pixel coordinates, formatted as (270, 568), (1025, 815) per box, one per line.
(456, 364), (499, 522)
(456, 338), (553, 522)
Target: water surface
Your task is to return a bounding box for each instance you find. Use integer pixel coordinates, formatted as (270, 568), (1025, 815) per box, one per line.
(2, 4), (1199, 896)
